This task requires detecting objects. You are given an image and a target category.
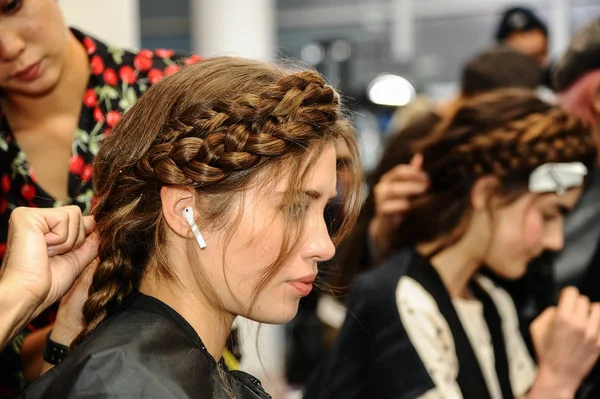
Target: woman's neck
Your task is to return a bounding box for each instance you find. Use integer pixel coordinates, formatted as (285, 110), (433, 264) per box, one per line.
(416, 234), (483, 299)
(139, 274), (234, 362)
(1, 30), (90, 127)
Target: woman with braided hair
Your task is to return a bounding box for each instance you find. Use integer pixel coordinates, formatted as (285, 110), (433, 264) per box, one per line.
(304, 88), (600, 399)
(19, 56), (363, 398)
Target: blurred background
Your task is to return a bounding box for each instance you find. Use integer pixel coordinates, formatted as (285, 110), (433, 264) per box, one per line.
(58, 1), (600, 398)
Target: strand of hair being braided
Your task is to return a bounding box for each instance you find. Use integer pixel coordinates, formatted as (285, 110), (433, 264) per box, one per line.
(389, 88), (597, 258)
(75, 58), (359, 346)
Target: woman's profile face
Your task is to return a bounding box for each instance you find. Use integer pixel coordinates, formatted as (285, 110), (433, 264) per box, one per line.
(0, 0), (69, 96)
(484, 186), (582, 279)
(198, 143), (338, 324)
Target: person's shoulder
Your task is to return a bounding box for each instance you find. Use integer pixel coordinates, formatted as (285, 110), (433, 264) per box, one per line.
(357, 248), (414, 290)
(21, 309), (213, 398)
(117, 48), (203, 86)
(348, 248), (415, 311)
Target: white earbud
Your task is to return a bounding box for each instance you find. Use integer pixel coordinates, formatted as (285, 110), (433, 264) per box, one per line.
(183, 207), (207, 249)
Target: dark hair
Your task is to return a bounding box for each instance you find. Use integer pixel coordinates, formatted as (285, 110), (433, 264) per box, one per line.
(462, 45), (541, 95)
(76, 57), (364, 344)
(334, 89), (596, 290)
(554, 17), (600, 92)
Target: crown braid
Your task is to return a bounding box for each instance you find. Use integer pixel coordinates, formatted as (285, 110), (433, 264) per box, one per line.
(136, 71), (340, 188)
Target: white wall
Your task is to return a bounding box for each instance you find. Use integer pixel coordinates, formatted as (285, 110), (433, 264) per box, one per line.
(60, 0), (141, 50)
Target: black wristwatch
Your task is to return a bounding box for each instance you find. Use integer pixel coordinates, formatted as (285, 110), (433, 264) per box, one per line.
(43, 331), (69, 365)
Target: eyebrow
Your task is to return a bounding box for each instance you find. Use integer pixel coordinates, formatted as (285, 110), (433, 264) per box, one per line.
(303, 190), (338, 202)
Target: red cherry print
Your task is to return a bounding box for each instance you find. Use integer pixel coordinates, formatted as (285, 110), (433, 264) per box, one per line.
(83, 89), (97, 108)
(184, 54), (203, 65)
(21, 184), (36, 201)
(83, 37), (96, 54)
(81, 165), (94, 183)
(119, 65), (136, 84)
(103, 68), (118, 86)
(90, 55), (105, 75)
(93, 107), (105, 123)
(147, 68), (164, 85)
(138, 49), (154, 59)
(155, 48), (174, 58)
(1, 174), (10, 193)
(0, 243), (6, 258)
(106, 111), (122, 127)
(164, 64), (180, 76)
(134, 54), (153, 72)
(69, 155), (85, 175)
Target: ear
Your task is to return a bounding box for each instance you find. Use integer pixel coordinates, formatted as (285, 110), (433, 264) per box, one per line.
(592, 83), (600, 123)
(470, 176), (500, 211)
(161, 186), (197, 239)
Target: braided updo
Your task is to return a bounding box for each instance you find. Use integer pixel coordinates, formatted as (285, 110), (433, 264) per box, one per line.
(77, 57), (363, 344)
(393, 88), (597, 256)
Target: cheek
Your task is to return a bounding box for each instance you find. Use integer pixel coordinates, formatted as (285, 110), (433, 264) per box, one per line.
(522, 211), (544, 248)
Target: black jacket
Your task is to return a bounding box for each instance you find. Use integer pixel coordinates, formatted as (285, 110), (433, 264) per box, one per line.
(303, 248), (512, 399)
(19, 292), (271, 399)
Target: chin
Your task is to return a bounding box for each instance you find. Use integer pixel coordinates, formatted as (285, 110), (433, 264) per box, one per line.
(250, 299), (300, 325)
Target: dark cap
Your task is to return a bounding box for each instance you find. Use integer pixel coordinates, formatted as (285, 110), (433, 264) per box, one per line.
(554, 17), (600, 92)
(495, 7), (548, 42)
(462, 45), (542, 95)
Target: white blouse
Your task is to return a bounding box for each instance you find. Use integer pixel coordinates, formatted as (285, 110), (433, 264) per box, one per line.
(396, 275), (537, 399)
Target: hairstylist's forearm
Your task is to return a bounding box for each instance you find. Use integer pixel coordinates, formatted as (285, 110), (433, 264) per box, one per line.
(0, 279), (37, 349)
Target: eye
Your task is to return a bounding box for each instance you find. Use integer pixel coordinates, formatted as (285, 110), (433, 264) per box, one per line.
(542, 212), (559, 223)
(2, 0), (22, 13)
(282, 203), (309, 219)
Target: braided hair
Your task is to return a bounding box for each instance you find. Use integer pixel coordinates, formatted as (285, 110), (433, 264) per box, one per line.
(76, 57), (363, 344)
(392, 88), (597, 256)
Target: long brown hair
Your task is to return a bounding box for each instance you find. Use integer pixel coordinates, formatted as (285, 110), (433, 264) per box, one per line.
(76, 57), (363, 344)
(335, 88), (596, 291)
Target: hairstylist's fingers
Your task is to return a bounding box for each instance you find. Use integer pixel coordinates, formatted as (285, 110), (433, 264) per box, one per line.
(82, 216), (96, 236)
(46, 206), (82, 256)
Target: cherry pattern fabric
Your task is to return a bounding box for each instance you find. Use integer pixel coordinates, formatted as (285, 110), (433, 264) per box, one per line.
(0, 28), (201, 397)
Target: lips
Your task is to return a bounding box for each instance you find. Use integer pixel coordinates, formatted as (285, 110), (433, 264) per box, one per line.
(12, 61), (41, 82)
(288, 274), (317, 297)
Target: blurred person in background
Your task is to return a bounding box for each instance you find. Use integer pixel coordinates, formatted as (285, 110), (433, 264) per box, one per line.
(0, 0), (201, 395)
(306, 89), (600, 399)
(284, 45), (542, 391)
(495, 6), (554, 89)
(553, 17), (600, 398)
(495, 6), (549, 68)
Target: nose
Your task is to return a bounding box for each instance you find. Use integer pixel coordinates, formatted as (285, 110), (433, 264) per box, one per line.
(0, 28), (25, 62)
(304, 215), (336, 262)
(542, 225), (564, 252)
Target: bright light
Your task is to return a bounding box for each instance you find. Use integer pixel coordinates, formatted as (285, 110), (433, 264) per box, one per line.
(367, 74), (416, 106)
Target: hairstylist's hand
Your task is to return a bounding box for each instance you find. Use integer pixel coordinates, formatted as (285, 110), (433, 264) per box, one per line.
(0, 206), (98, 320)
(368, 154), (428, 256)
(529, 287), (600, 397)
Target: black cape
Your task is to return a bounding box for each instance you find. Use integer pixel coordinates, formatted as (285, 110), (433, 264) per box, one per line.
(18, 292), (271, 399)
(303, 248), (512, 399)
